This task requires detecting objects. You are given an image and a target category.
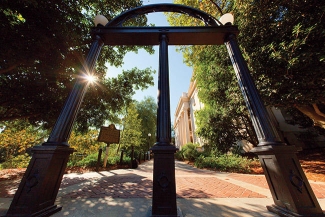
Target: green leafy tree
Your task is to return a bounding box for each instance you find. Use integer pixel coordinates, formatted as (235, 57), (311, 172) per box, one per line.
(168, 0), (325, 153)
(75, 67), (155, 132)
(0, 0), (155, 130)
(120, 103), (143, 152)
(136, 96), (157, 152)
(68, 129), (101, 155)
(167, 0), (257, 153)
(0, 120), (46, 162)
(234, 0), (325, 129)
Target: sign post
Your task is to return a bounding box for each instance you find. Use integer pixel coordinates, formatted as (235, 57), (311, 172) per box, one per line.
(98, 124), (120, 167)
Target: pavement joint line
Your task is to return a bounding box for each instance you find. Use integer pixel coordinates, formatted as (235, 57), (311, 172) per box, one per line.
(215, 176), (272, 198)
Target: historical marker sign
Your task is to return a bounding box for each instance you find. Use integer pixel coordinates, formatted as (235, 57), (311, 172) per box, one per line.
(98, 124), (120, 144)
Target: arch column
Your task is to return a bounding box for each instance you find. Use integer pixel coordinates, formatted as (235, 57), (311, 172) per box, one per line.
(151, 34), (178, 217)
(5, 35), (104, 217)
(225, 33), (324, 216)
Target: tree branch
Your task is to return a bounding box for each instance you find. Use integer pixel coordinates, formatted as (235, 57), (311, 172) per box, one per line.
(296, 105), (325, 129)
(209, 0), (224, 15)
(312, 103), (325, 118)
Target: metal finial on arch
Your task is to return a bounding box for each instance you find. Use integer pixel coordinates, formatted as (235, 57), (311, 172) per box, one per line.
(106, 3), (222, 27)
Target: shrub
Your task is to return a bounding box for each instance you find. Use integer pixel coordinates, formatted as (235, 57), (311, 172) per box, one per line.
(68, 151), (131, 168)
(75, 152), (99, 167)
(194, 154), (253, 173)
(121, 156), (131, 165)
(177, 143), (200, 161)
(0, 154), (31, 169)
(67, 153), (88, 167)
(175, 150), (184, 160)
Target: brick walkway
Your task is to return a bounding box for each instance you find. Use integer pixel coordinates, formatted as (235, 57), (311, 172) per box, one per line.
(58, 160), (325, 199)
(2, 160), (325, 199)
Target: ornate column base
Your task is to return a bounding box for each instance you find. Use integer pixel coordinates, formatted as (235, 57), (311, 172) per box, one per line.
(151, 145), (179, 217)
(5, 145), (74, 217)
(250, 145), (325, 217)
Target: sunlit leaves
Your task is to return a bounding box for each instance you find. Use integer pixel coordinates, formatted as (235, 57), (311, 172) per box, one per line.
(68, 130), (101, 154)
(0, 121), (46, 162)
(120, 103), (143, 151)
(0, 0), (155, 129)
(167, 0), (257, 152)
(135, 96), (157, 151)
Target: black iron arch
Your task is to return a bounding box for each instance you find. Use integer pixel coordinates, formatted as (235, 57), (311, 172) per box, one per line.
(7, 3), (323, 217)
(106, 3), (222, 27)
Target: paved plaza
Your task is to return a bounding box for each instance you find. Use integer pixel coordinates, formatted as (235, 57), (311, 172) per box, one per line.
(1, 160), (325, 216)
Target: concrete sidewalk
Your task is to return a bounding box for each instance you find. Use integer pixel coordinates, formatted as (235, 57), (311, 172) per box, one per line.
(1, 160), (325, 216)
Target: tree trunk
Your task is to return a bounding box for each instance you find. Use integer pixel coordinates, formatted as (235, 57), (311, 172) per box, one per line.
(295, 104), (325, 128)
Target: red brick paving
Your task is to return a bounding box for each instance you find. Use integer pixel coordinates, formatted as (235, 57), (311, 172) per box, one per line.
(176, 177), (266, 198)
(226, 173), (325, 199)
(2, 161), (325, 199)
(306, 183), (325, 199)
(227, 173), (269, 189)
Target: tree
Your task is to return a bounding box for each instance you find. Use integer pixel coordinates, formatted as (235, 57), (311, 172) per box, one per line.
(120, 103), (143, 152)
(136, 96), (157, 151)
(75, 67), (155, 132)
(167, 0), (325, 153)
(0, 120), (46, 162)
(234, 0), (325, 129)
(0, 0), (155, 130)
(68, 129), (101, 155)
(167, 0), (257, 153)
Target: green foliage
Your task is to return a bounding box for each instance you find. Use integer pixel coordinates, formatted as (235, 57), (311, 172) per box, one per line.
(175, 150), (184, 161)
(67, 144), (130, 168)
(168, 0), (325, 152)
(69, 151), (131, 168)
(106, 155), (121, 166)
(0, 121), (46, 162)
(135, 96), (157, 152)
(120, 103), (143, 151)
(74, 153), (100, 168)
(194, 154), (253, 173)
(75, 67), (156, 132)
(0, 154), (31, 169)
(176, 143), (200, 161)
(236, 0), (325, 104)
(166, 0), (258, 152)
(175, 143), (256, 174)
(235, 0), (325, 127)
(0, 0), (155, 130)
(68, 129), (101, 155)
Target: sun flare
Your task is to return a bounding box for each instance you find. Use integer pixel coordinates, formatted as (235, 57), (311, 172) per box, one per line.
(84, 74), (96, 83)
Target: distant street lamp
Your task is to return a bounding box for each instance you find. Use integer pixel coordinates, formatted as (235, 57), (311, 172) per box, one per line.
(147, 133), (151, 160)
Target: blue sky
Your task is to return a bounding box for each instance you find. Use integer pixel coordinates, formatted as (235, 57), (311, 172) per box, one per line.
(106, 0), (193, 120)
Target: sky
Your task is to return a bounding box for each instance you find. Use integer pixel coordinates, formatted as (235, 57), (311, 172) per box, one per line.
(106, 0), (193, 121)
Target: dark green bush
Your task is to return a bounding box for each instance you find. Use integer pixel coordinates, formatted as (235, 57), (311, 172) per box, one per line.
(75, 153), (99, 167)
(177, 143), (200, 161)
(194, 154), (253, 173)
(175, 150), (184, 160)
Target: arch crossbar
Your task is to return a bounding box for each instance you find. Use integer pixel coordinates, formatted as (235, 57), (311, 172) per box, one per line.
(106, 3), (222, 27)
(92, 5), (239, 46)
